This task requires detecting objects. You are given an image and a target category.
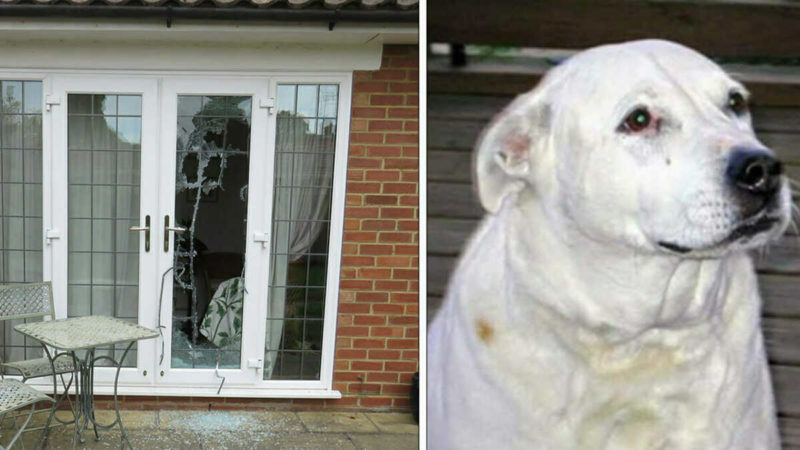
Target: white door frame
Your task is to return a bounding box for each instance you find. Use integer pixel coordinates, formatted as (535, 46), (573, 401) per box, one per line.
(2, 69), (352, 398)
(49, 75), (160, 387)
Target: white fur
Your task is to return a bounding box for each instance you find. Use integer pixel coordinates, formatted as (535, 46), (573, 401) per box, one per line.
(428, 40), (789, 449)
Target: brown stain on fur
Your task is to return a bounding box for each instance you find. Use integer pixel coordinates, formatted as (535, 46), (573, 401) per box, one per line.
(475, 318), (494, 343)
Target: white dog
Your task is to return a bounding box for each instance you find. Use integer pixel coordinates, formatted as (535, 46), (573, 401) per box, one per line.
(428, 40), (790, 449)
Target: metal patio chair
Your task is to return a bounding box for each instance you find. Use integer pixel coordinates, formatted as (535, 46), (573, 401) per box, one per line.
(0, 365), (53, 449)
(0, 283), (74, 441)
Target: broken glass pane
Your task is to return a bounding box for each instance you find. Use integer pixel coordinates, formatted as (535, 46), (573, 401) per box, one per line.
(171, 95), (251, 370)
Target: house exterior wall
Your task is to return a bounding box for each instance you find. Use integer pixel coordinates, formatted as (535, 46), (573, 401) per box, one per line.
(332, 44), (420, 411)
(88, 43), (419, 412)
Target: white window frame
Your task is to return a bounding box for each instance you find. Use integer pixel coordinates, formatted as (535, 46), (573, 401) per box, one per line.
(0, 68), (353, 399)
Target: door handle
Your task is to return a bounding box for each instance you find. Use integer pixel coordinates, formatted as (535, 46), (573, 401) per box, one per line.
(129, 215), (150, 252)
(164, 215), (186, 252)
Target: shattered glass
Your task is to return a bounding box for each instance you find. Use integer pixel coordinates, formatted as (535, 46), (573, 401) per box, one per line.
(171, 96), (251, 370)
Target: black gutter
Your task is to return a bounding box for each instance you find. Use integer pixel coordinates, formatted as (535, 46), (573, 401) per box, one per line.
(0, 4), (418, 24)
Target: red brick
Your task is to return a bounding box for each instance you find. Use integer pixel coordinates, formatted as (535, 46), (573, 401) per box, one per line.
(336, 349), (367, 359)
(362, 220), (396, 231)
(338, 326), (370, 337)
(347, 169), (364, 181)
(397, 220), (417, 231)
(384, 157), (418, 168)
(390, 82), (419, 93)
(366, 146), (402, 158)
(351, 118), (368, 132)
(351, 361), (383, 371)
(352, 107), (387, 118)
(359, 244), (394, 255)
(382, 384), (410, 395)
(338, 303), (371, 314)
(400, 195), (418, 206)
(402, 146), (419, 157)
(388, 108), (419, 119)
(341, 280), (373, 290)
(371, 95), (405, 106)
(353, 339), (386, 349)
(389, 56), (418, 68)
(349, 157), (382, 169)
(356, 292), (390, 302)
(386, 361), (418, 371)
(400, 171), (418, 182)
(375, 280), (408, 291)
(358, 268), (392, 279)
(344, 206), (379, 219)
(346, 183), (381, 194)
(404, 121), (418, 132)
(368, 120), (403, 132)
(360, 397), (393, 408)
(354, 315), (387, 326)
(394, 244), (418, 255)
(391, 293), (418, 303)
(371, 69), (408, 81)
(376, 256), (411, 267)
(365, 170), (401, 181)
(367, 372), (399, 383)
(382, 183), (417, 194)
(372, 304), (404, 314)
(365, 195), (398, 206)
(340, 268), (357, 279)
(393, 268), (418, 279)
(402, 350), (419, 360)
(406, 328), (419, 338)
(371, 327), (404, 337)
(343, 231), (377, 242)
(379, 233), (413, 243)
(350, 132), (384, 144)
(354, 81), (389, 92)
(406, 95), (419, 106)
(389, 316), (418, 325)
(335, 372), (365, 382)
(345, 195), (362, 206)
(341, 256), (374, 266)
(380, 208), (415, 219)
(349, 383), (382, 394)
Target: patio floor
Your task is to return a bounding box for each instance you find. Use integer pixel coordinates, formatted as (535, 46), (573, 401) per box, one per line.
(0, 409), (419, 449)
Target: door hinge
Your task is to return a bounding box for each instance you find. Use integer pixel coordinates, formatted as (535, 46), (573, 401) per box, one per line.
(45, 228), (61, 244)
(259, 97), (276, 114)
(45, 95), (61, 112)
(254, 232), (269, 249)
(247, 358), (264, 370)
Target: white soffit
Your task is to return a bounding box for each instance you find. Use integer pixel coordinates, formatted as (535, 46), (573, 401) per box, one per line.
(0, 18), (417, 71)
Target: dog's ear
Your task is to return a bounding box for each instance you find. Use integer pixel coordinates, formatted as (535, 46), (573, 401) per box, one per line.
(475, 90), (551, 213)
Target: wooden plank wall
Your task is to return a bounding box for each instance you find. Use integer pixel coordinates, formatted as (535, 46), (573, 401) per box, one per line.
(427, 58), (800, 447)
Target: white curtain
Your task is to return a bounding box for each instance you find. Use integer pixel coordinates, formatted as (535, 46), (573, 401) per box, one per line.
(264, 117), (334, 379)
(65, 94), (141, 366)
(0, 80), (43, 366)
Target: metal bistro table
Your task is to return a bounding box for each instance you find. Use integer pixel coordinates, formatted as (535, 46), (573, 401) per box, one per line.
(14, 315), (158, 449)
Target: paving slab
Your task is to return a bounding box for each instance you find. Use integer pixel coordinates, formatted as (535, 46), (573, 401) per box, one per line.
(297, 412), (378, 433)
(266, 432), (357, 450)
(41, 427), (201, 449)
(161, 410), (304, 433)
(349, 433), (419, 450)
(93, 409), (157, 430)
(365, 413), (418, 434)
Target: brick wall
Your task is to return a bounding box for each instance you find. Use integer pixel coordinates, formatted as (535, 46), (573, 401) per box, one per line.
(331, 44), (420, 411)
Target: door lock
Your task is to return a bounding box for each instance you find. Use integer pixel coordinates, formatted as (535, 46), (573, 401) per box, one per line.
(129, 215), (150, 252)
(164, 215), (186, 252)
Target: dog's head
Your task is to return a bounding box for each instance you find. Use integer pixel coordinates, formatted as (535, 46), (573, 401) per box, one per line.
(476, 39), (791, 257)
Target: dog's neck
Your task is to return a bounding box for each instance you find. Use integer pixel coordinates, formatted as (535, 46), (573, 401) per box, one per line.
(493, 192), (753, 339)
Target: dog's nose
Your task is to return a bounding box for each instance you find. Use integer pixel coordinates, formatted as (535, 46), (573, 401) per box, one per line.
(726, 147), (782, 195)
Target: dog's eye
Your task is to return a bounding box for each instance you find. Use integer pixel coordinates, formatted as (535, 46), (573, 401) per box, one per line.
(728, 91), (748, 116)
(620, 107), (651, 133)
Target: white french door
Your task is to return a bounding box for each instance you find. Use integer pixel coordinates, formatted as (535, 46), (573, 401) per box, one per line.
(156, 78), (271, 387)
(38, 72), (349, 397)
(49, 76), (160, 387)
